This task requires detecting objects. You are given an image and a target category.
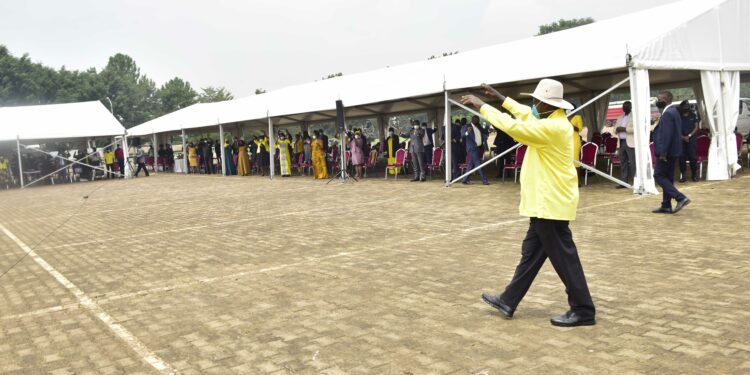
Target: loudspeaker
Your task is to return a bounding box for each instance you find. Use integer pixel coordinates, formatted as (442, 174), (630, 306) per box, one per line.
(335, 100), (345, 132)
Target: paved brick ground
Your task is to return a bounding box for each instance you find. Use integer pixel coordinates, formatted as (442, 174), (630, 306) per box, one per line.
(1, 171), (749, 374)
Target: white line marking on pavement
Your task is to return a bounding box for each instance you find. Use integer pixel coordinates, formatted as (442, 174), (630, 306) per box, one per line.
(0, 224), (176, 374)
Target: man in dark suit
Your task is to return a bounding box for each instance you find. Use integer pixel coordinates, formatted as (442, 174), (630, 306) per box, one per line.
(400, 120), (426, 181)
(451, 119), (464, 177)
(461, 115), (489, 185)
(493, 127), (516, 178)
(653, 91), (691, 214)
(421, 122), (436, 167)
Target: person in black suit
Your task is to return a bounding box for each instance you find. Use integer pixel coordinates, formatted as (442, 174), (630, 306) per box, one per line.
(460, 115), (489, 185)
(421, 122), (436, 167)
(450, 119), (463, 177)
(652, 91), (690, 214)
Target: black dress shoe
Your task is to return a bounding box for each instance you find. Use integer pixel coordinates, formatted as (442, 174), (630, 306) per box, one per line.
(482, 181), (490, 185)
(410, 177), (419, 182)
(462, 181), (471, 185)
(652, 207), (672, 214)
(420, 177), (426, 182)
(692, 176), (699, 182)
(679, 177), (686, 183)
(481, 293), (513, 319)
(550, 311), (595, 327)
(615, 185), (625, 189)
(672, 197), (691, 214)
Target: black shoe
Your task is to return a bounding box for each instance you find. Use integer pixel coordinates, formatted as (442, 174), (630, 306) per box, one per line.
(652, 207), (672, 214)
(481, 293), (513, 319)
(550, 311), (595, 327)
(692, 176), (699, 182)
(462, 181), (471, 185)
(672, 198), (691, 214)
(615, 185), (626, 189)
(679, 177), (686, 183)
(482, 181), (490, 185)
(410, 177), (419, 182)
(420, 177), (426, 182)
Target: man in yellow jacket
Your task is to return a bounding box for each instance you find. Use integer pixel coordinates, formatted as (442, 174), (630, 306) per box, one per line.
(103, 147), (115, 179)
(461, 79), (595, 327)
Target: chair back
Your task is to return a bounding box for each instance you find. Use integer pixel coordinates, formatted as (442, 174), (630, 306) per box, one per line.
(591, 133), (603, 145)
(515, 145), (528, 165)
(604, 137), (618, 154)
(395, 149), (406, 165)
(432, 147), (443, 165)
(649, 142), (656, 167)
(580, 142), (598, 166)
(736, 132), (743, 153)
(696, 135), (710, 159)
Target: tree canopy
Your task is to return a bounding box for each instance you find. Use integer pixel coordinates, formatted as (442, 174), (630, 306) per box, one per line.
(536, 17), (594, 36)
(0, 45), (234, 128)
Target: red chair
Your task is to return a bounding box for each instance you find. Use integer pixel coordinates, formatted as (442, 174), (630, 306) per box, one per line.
(695, 135), (710, 179)
(363, 149), (378, 177)
(297, 153), (311, 176)
(502, 145), (527, 183)
(458, 152), (471, 176)
(591, 133), (602, 146)
(425, 147), (443, 178)
(735, 132), (743, 165)
(602, 137), (618, 170)
(609, 154), (621, 176)
(649, 142), (656, 168)
(580, 142), (599, 186)
(385, 149), (406, 179)
(146, 156), (155, 171)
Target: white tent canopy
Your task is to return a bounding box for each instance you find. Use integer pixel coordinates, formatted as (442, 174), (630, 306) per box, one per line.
(0, 100), (126, 141)
(128, 0), (748, 188)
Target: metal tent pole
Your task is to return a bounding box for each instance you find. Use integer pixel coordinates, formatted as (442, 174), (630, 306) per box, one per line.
(16, 136), (24, 188)
(443, 89), (451, 184)
(152, 132), (158, 175)
(181, 128), (187, 174)
(122, 133), (131, 178)
(268, 112), (275, 179)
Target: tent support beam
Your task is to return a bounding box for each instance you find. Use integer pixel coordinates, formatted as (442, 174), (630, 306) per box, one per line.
(21, 139), (124, 188)
(181, 128), (187, 174)
(16, 136), (24, 188)
(268, 112), (275, 179)
(152, 132), (158, 175)
(443, 89), (452, 184)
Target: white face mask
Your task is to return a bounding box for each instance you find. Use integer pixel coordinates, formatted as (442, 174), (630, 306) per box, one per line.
(313, 136), (317, 139)
(355, 135), (361, 139)
(388, 131), (394, 136)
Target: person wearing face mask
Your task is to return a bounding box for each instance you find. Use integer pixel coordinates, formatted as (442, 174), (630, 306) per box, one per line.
(399, 120), (426, 181)
(301, 134), (312, 173)
(462, 79), (596, 327)
(460, 115), (490, 185)
(349, 130), (365, 178)
(652, 91), (690, 213)
(614, 101), (636, 187)
(275, 130), (293, 177)
(678, 100), (699, 182)
(384, 127), (401, 175)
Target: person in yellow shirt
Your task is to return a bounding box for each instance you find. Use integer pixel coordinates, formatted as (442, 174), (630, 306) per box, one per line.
(569, 107), (584, 163)
(103, 147), (115, 179)
(461, 79), (595, 327)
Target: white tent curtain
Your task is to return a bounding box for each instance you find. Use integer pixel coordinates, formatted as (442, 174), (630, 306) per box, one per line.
(580, 93), (597, 141)
(628, 68), (658, 194)
(595, 93), (611, 137)
(701, 70), (741, 180)
(691, 81), (708, 130)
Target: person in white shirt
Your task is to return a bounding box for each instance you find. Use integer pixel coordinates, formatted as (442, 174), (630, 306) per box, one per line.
(614, 101), (635, 188)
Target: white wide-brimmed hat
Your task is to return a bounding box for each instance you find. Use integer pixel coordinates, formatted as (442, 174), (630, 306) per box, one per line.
(521, 79), (573, 110)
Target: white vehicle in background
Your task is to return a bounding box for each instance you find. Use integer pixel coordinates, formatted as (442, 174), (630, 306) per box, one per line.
(738, 98), (750, 137)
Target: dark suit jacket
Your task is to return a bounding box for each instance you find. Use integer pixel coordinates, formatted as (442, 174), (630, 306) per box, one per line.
(654, 106), (683, 157)
(461, 124), (483, 153)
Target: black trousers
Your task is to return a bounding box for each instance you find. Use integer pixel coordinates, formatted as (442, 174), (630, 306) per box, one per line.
(500, 218), (595, 317)
(411, 150), (425, 178)
(654, 157), (686, 209)
(679, 138), (697, 178)
(135, 162), (150, 177)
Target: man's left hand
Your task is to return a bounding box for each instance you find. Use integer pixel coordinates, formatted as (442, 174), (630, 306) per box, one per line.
(461, 95), (485, 109)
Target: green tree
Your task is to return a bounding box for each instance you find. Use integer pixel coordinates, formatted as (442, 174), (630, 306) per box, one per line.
(157, 77), (197, 113)
(98, 53), (160, 127)
(197, 86), (233, 103)
(536, 17), (594, 36)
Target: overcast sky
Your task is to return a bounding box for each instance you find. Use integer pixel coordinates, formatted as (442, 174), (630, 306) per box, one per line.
(1, 0), (681, 97)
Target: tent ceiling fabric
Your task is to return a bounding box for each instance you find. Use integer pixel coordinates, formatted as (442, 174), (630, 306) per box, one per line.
(128, 0), (746, 137)
(0, 101), (126, 141)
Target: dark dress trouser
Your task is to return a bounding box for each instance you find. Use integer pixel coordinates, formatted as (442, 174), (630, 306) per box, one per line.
(411, 150), (425, 178)
(654, 157), (686, 209)
(679, 138), (697, 178)
(500, 218), (595, 318)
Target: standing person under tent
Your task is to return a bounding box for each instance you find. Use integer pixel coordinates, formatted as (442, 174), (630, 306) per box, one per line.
(114, 145), (125, 178)
(134, 147), (150, 177)
(652, 91), (690, 213)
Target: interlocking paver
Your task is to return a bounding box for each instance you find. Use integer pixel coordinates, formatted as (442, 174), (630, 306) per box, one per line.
(0, 173), (749, 373)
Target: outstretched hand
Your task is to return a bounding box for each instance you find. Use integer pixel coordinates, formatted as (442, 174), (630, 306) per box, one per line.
(461, 95), (485, 109)
(481, 83), (506, 103)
